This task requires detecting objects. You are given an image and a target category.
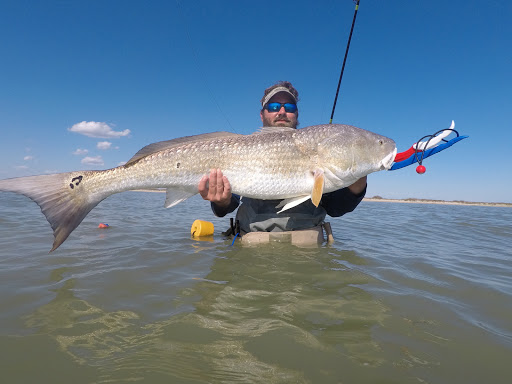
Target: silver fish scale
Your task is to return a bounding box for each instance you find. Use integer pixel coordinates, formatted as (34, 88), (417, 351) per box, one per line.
(126, 130), (313, 199)
(80, 124), (395, 201)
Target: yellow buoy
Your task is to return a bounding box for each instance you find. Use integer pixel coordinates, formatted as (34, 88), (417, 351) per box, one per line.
(191, 220), (214, 237)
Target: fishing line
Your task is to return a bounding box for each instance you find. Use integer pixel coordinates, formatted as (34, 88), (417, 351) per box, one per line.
(329, 0), (361, 124)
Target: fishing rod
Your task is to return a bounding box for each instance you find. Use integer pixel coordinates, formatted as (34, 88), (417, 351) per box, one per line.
(329, 0), (361, 124)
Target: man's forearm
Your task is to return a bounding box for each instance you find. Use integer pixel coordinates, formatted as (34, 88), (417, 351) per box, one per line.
(347, 176), (367, 195)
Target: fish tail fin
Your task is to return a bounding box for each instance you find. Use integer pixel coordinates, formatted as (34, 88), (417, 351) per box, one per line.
(0, 171), (104, 252)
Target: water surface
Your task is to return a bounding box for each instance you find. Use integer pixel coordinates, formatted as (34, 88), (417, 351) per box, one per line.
(1, 192), (511, 383)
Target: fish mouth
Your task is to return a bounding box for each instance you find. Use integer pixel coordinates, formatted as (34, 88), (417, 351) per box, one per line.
(381, 148), (397, 170)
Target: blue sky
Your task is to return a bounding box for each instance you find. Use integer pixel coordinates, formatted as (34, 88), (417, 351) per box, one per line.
(1, 0), (511, 203)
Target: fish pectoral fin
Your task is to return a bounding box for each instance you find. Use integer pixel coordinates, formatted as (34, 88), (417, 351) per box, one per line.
(276, 195), (311, 213)
(311, 168), (325, 207)
(164, 188), (196, 208)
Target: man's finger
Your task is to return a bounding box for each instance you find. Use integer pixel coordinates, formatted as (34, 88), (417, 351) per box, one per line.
(215, 169), (224, 192)
(198, 175), (209, 199)
(222, 176), (231, 198)
(208, 169), (218, 192)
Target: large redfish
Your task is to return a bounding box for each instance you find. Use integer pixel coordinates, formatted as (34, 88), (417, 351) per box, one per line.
(0, 124), (396, 251)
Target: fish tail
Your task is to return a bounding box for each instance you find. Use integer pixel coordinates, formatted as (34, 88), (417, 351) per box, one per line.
(0, 171), (105, 252)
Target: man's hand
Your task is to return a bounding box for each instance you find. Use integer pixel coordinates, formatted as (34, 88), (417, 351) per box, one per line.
(347, 176), (367, 196)
(198, 169), (232, 208)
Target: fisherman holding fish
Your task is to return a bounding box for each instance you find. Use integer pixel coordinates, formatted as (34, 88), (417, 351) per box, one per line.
(198, 81), (367, 244)
(1, 79), (397, 251)
(2, 80), (459, 251)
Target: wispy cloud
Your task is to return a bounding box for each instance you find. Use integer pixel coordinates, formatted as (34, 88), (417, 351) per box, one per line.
(23, 155), (34, 161)
(69, 121), (130, 139)
(73, 148), (89, 156)
(97, 141), (112, 150)
(15, 165), (29, 170)
(81, 156), (104, 166)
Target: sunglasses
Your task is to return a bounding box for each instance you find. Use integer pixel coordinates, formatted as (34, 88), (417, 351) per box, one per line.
(265, 102), (297, 113)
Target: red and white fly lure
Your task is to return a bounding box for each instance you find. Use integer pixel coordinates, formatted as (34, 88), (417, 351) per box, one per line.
(390, 121), (468, 173)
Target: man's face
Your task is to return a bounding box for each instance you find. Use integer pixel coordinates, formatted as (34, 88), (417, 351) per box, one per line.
(260, 92), (298, 128)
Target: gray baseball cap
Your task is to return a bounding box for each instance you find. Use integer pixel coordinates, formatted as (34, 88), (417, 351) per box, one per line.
(261, 86), (298, 107)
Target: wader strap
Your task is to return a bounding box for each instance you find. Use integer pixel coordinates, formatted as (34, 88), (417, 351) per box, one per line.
(322, 222), (334, 244)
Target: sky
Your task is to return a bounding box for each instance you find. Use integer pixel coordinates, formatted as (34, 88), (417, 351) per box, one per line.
(1, 0), (511, 203)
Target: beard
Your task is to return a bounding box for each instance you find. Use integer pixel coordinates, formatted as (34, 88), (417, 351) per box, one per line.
(261, 112), (299, 128)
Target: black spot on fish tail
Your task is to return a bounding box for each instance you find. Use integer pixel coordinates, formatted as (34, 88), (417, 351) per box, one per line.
(69, 175), (83, 189)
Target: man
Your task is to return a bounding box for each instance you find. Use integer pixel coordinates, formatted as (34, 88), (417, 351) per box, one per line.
(198, 81), (366, 242)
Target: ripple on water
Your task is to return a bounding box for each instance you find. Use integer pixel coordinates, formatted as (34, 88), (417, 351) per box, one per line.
(1, 193), (511, 383)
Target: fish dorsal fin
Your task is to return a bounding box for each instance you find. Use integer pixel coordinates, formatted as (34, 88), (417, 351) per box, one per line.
(125, 131), (242, 167)
(254, 126), (297, 134)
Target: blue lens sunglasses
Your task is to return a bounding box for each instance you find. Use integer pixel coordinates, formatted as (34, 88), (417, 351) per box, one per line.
(265, 102), (297, 113)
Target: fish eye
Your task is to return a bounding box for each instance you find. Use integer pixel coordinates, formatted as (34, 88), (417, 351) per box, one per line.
(378, 140), (383, 145)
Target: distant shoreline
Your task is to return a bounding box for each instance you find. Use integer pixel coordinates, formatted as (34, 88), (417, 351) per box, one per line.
(134, 189), (511, 208)
(363, 197), (512, 208)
